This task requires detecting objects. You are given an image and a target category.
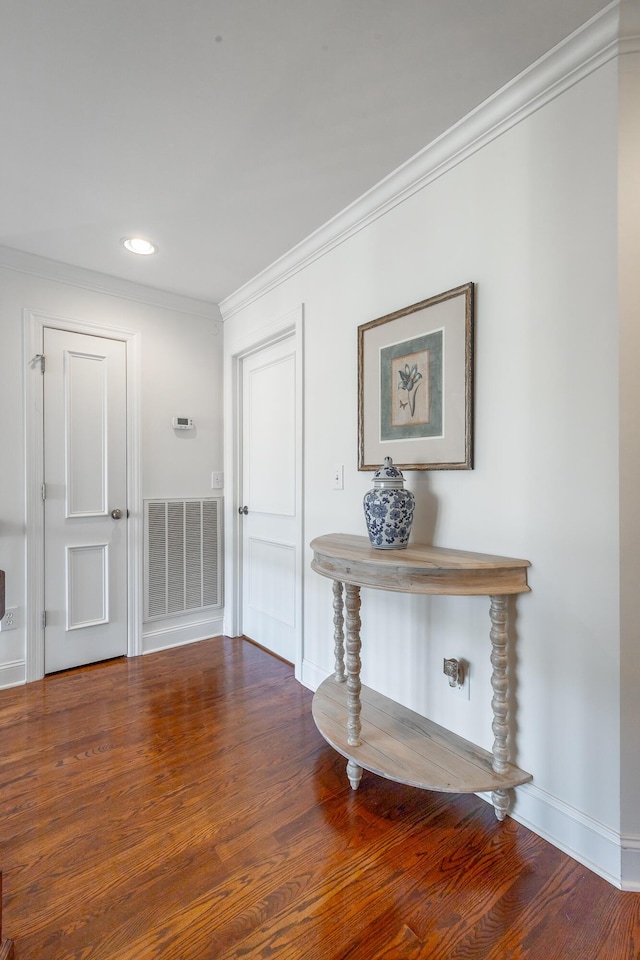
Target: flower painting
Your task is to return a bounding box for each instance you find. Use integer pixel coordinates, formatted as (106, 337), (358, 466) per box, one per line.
(392, 351), (429, 426)
(380, 331), (443, 442)
(357, 282), (474, 470)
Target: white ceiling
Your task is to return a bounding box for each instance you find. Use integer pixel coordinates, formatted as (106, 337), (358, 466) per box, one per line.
(0, 0), (613, 306)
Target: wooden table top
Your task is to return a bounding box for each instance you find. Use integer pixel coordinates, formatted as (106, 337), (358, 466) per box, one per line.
(310, 533), (531, 596)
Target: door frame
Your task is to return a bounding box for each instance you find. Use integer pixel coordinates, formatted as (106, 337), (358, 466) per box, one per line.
(223, 304), (304, 679)
(24, 309), (142, 681)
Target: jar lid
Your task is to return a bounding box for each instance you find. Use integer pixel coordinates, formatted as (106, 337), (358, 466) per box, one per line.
(373, 456), (405, 486)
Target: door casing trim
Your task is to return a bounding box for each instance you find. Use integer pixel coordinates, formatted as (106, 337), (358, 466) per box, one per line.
(223, 304), (304, 679)
(24, 309), (142, 681)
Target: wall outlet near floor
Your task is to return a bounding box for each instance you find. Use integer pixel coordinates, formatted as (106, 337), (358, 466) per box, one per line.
(444, 657), (470, 699)
(0, 607), (17, 631)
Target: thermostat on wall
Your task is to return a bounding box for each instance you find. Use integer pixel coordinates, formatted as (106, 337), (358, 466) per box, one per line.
(172, 416), (194, 430)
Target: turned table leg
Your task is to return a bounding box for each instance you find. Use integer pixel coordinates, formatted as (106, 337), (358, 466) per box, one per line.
(489, 595), (510, 820)
(344, 583), (364, 789)
(346, 759), (363, 790)
(345, 583), (362, 746)
(332, 579), (346, 682)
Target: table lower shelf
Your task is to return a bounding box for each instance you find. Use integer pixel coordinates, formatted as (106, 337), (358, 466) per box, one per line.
(312, 676), (532, 795)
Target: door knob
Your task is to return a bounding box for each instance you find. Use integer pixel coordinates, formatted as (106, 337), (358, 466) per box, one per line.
(111, 508), (123, 520)
(238, 505), (249, 515)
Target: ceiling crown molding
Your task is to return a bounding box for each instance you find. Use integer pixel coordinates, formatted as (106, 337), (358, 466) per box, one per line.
(220, 0), (628, 322)
(0, 244), (221, 326)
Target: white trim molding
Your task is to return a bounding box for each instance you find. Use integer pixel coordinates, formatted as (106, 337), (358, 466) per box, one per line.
(300, 659), (329, 694)
(223, 304), (305, 681)
(0, 660), (27, 689)
(220, 1), (636, 321)
(620, 835), (640, 892)
(24, 308), (143, 680)
(507, 782), (624, 889)
(142, 616), (224, 656)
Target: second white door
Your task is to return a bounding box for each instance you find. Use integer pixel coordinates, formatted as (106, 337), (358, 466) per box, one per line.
(240, 335), (299, 664)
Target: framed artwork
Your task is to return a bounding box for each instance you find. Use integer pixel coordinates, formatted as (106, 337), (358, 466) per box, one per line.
(358, 282), (474, 470)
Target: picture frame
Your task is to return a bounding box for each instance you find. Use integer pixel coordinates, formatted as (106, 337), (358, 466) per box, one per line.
(358, 282), (474, 471)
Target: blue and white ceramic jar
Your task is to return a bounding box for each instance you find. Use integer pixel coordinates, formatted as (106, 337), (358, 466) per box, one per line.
(363, 457), (415, 550)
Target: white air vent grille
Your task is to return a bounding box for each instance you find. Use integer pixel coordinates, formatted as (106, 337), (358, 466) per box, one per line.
(144, 498), (223, 621)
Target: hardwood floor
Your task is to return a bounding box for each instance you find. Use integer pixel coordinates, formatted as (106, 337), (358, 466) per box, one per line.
(1, 636), (638, 959)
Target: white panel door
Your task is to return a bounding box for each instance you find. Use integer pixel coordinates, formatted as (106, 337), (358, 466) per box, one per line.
(241, 336), (298, 663)
(43, 328), (128, 673)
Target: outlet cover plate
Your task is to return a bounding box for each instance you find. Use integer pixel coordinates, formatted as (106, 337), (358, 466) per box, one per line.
(0, 607), (17, 631)
(449, 659), (470, 700)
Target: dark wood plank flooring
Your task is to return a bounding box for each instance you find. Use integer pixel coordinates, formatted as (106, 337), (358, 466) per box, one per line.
(1, 637), (638, 959)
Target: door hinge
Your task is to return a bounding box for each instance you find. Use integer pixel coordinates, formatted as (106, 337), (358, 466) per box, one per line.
(42, 611), (47, 629)
(42, 482), (46, 501)
(32, 353), (45, 374)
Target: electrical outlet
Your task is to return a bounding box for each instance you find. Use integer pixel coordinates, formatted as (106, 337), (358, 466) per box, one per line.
(0, 607), (17, 632)
(332, 464), (344, 490)
(444, 657), (470, 700)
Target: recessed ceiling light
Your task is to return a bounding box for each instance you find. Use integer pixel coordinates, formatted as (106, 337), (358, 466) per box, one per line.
(121, 237), (158, 256)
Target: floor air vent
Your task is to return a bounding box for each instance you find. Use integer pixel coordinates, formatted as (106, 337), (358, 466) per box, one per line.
(144, 498), (223, 621)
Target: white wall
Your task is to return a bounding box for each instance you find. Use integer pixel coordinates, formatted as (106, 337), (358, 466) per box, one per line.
(222, 43), (634, 883)
(0, 260), (224, 680)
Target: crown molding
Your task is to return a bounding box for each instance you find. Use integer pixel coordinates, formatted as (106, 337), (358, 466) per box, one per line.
(0, 244), (221, 327)
(220, 1), (628, 322)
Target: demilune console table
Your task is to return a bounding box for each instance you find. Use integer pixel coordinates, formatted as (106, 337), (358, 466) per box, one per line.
(310, 533), (532, 820)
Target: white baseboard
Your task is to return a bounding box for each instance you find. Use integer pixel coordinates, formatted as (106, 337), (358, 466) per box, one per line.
(143, 616), (224, 655)
(300, 658), (330, 692)
(620, 835), (640, 891)
(0, 660), (26, 688)
(477, 781), (623, 889)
